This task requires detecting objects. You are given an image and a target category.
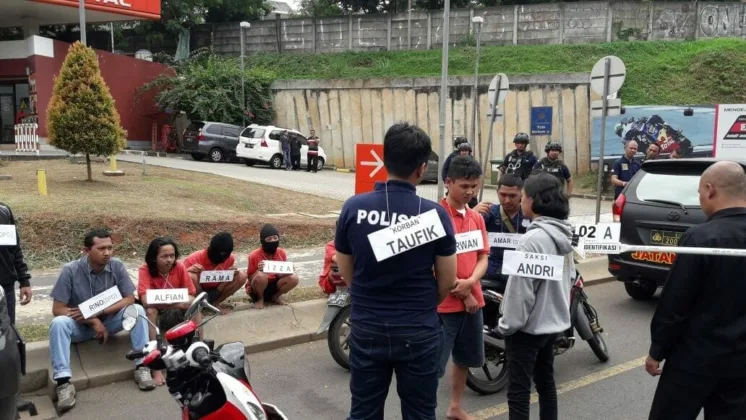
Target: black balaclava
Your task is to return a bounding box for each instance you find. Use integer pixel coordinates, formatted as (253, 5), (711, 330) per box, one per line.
(260, 224), (280, 254)
(207, 232), (234, 264)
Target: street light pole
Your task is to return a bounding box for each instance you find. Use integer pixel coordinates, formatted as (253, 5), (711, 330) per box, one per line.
(470, 16), (483, 153)
(240, 22), (250, 127)
(437, 0), (451, 200)
(78, 0), (87, 46)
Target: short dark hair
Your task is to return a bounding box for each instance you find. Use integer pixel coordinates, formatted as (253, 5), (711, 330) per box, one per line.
(447, 156), (482, 181)
(498, 173), (524, 189)
(84, 229), (112, 248)
(145, 237), (181, 278)
(207, 232), (234, 264)
(648, 143), (660, 150)
(523, 172), (569, 220)
(383, 122), (432, 179)
(158, 308), (185, 332)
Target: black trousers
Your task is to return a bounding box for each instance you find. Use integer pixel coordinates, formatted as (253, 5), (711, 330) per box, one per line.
(505, 331), (558, 420)
(291, 153), (301, 170)
(649, 366), (746, 420)
(306, 153), (318, 172)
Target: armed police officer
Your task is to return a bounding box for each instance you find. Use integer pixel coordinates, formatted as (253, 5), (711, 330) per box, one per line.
(533, 142), (573, 195)
(335, 122), (457, 420)
(501, 133), (537, 181)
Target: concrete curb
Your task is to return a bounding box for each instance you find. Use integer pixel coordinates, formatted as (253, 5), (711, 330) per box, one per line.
(22, 260), (612, 398)
(121, 150), (168, 158)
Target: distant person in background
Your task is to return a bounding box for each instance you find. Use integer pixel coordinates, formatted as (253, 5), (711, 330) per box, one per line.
(0, 202), (32, 326)
(280, 131), (292, 170)
(610, 140), (641, 200)
(670, 148), (684, 159)
(290, 134), (302, 170)
(307, 129), (320, 173)
(456, 143), (479, 208)
(442, 136), (469, 183)
(643, 143), (661, 162)
(533, 142), (573, 195)
(501, 133), (537, 181)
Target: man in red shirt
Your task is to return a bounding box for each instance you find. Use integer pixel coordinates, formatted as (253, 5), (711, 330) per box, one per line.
(438, 156), (489, 420)
(137, 237), (199, 385)
(184, 232), (247, 312)
(306, 129), (320, 173)
(246, 224), (299, 309)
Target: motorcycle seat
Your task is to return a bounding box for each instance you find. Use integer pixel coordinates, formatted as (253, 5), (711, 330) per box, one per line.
(480, 278), (504, 291)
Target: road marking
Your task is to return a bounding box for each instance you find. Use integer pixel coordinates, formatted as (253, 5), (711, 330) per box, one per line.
(473, 356), (647, 419)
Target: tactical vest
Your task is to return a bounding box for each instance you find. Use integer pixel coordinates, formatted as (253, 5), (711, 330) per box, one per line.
(536, 157), (567, 185)
(504, 150), (534, 180)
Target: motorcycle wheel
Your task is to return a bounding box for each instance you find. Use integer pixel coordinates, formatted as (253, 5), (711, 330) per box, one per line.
(466, 342), (509, 395)
(583, 302), (610, 362)
(328, 305), (351, 370)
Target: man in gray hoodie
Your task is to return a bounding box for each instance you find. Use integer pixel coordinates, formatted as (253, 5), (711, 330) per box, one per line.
(498, 172), (573, 420)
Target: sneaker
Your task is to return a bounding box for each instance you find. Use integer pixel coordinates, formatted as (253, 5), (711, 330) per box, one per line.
(56, 383), (76, 412)
(134, 366), (156, 391)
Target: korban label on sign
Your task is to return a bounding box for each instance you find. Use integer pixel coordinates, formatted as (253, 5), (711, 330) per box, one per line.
(455, 230), (484, 255)
(263, 261), (294, 274)
(501, 250), (564, 282)
(488, 232), (522, 249)
(146, 288), (189, 304)
(367, 209), (446, 262)
(200, 270), (235, 283)
(0, 225), (18, 246)
(79, 286), (123, 319)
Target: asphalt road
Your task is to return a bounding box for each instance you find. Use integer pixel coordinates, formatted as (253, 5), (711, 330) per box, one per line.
(60, 281), (704, 420)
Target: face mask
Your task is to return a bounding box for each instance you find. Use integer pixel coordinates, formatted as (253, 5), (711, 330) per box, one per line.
(262, 241), (279, 254)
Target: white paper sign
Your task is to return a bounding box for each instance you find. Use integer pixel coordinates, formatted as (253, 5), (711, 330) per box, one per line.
(488, 232), (522, 249)
(263, 261), (294, 274)
(200, 270), (235, 284)
(714, 105), (746, 160)
(367, 209), (447, 262)
(0, 225), (17, 246)
(501, 250), (565, 282)
(574, 223), (621, 258)
(455, 230), (484, 255)
(146, 288), (190, 305)
(79, 286), (123, 319)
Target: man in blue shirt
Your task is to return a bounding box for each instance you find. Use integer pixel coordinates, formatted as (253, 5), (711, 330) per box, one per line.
(335, 122), (458, 420)
(474, 174), (529, 293)
(610, 140), (641, 199)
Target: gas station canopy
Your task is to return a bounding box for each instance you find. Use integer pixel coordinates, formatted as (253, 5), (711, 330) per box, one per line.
(0, 0), (161, 27)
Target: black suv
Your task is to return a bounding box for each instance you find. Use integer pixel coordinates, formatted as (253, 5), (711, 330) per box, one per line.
(608, 159), (739, 300)
(182, 121), (243, 163)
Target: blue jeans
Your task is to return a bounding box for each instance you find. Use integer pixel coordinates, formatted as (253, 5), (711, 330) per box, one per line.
(283, 148), (291, 169)
(48, 304), (149, 380)
(3, 287), (15, 325)
(348, 320), (444, 420)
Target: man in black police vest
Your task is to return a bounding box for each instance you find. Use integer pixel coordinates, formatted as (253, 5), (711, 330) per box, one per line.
(610, 140), (641, 200)
(646, 160), (746, 419)
(335, 122), (457, 420)
(501, 133), (538, 181)
(533, 142), (573, 195)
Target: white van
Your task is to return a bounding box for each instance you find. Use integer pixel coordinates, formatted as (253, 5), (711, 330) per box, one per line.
(236, 125), (327, 170)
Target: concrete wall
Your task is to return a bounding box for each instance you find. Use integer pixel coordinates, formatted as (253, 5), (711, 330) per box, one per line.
(270, 74), (592, 175)
(195, 1), (746, 55)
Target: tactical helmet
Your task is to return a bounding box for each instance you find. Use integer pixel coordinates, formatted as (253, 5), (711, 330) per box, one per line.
(453, 136), (468, 149)
(545, 142), (563, 153)
(513, 133), (529, 144)
(457, 142), (473, 153)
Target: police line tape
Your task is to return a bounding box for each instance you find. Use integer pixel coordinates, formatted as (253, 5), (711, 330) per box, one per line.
(575, 239), (746, 259)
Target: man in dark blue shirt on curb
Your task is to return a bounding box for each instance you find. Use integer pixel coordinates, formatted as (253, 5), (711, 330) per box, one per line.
(335, 122), (458, 420)
(610, 140), (641, 199)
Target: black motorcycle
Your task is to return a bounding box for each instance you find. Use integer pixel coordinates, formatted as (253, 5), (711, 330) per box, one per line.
(466, 263), (610, 395)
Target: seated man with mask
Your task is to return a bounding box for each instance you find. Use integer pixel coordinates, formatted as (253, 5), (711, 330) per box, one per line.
(247, 224), (299, 309)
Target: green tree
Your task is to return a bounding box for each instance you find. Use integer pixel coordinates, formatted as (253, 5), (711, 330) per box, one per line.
(141, 50), (275, 127)
(294, 0), (345, 17)
(47, 42), (127, 182)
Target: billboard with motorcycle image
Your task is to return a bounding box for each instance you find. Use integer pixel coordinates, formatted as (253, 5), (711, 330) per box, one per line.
(591, 105), (715, 159)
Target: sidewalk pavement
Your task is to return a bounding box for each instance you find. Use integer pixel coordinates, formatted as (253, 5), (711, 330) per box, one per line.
(20, 257), (614, 405)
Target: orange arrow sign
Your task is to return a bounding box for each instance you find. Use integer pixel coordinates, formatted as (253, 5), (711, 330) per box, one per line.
(355, 144), (387, 194)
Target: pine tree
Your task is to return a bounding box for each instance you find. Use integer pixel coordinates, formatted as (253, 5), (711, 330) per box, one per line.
(47, 41), (127, 181)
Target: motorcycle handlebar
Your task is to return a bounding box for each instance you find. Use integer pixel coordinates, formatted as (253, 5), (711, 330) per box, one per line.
(192, 347), (212, 368)
(125, 350), (144, 361)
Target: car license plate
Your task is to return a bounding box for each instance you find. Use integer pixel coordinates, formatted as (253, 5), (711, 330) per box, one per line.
(650, 230), (683, 246)
(327, 292), (348, 307)
(247, 144), (254, 148)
